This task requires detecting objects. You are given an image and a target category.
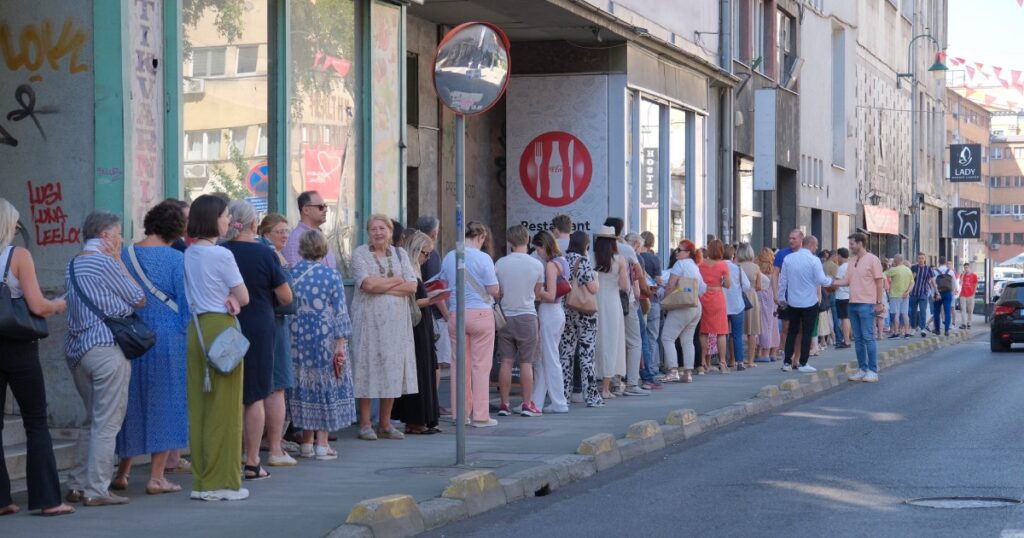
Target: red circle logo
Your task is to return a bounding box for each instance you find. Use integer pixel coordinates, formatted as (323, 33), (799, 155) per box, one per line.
(519, 131), (592, 207)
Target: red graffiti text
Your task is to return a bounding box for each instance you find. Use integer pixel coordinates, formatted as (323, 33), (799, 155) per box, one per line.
(27, 180), (79, 246)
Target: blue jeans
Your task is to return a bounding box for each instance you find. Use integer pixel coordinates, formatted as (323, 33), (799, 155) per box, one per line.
(830, 295), (844, 346)
(933, 291), (953, 332)
(638, 307), (657, 382)
(848, 303), (878, 372)
(728, 312), (745, 365)
(910, 295), (931, 331)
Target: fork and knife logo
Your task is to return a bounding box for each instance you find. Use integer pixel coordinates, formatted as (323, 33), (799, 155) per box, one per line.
(520, 131), (591, 207)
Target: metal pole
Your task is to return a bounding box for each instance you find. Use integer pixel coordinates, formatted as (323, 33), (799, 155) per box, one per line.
(910, 9), (920, 259)
(955, 93), (962, 265)
(454, 113), (466, 465)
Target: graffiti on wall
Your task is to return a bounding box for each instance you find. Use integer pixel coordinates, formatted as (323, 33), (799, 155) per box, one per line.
(129, 0), (163, 238)
(27, 181), (81, 246)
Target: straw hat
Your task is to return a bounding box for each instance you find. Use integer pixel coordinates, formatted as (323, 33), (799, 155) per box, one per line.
(595, 225), (618, 239)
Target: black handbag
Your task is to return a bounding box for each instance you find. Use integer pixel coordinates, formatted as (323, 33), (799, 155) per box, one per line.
(619, 290), (630, 316)
(0, 246), (48, 341)
(69, 257), (155, 360)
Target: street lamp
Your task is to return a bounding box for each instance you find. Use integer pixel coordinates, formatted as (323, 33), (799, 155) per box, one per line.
(897, 34), (947, 258)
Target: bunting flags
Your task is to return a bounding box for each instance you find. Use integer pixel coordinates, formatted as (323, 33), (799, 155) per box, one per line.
(946, 52), (1024, 111)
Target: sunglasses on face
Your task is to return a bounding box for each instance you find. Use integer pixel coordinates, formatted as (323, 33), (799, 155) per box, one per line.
(305, 204), (328, 211)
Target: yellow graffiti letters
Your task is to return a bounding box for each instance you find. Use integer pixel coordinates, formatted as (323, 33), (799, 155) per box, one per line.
(0, 18), (90, 76)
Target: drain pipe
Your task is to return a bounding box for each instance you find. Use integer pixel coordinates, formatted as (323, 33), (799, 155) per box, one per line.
(719, 0), (734, 243)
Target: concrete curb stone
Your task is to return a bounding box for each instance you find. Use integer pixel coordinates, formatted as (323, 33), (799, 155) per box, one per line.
(576, 433), (621, 471)
(616, 437), (647, 461)
(418, 498), (468, 530)
(345, 494), (425, 538)
(626, 420), (666, 452)
(441, 470), (507, 517)
(326, 524), (374, 538)
(543, 454), (597, 486)
(503, 464), (560, 497)
(665, 408), (699, 426)
(499, 478), (525, 503)
(661, 424), (685, 443)
(756, 385), (780, 399)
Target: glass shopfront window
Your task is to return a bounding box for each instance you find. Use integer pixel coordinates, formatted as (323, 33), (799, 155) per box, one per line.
(287, 0), (361, 278)
(639, 99), (661, 243)
(669, 107), (687, 248)
(182, 1), (268, 202)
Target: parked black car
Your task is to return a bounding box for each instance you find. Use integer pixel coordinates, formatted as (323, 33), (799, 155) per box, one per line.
(991, 282), (1024, 352)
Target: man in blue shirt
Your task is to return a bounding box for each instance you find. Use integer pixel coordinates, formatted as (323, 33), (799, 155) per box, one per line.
(779, 235), (833, 372)
(909, 252), (935, 337)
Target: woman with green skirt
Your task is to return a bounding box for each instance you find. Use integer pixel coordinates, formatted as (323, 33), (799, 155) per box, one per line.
(183, 195), (250, 502)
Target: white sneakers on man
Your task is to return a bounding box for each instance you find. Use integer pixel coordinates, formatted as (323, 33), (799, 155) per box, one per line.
(848, 369), (878, 382)
(862, 371), (879, 383)
(849, 369), (867, 382)
(797, 365), (817, 373)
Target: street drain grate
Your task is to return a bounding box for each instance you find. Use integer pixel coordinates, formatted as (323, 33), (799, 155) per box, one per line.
(906, 497), (1021, 509)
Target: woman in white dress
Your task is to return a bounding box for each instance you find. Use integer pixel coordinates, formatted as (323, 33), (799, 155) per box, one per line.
(350, 214), (418, 441)
(592, 226), (629, 399)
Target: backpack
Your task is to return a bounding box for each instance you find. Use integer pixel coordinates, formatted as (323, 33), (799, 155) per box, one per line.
(936, 270), (954, 293)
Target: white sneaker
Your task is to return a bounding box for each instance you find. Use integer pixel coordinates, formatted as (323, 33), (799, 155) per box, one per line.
(862, 371), (879, 383)
(470, 418), (499, 428)
(543, 405), (570, 414)
(623, 386), (651, 396)
(193, 488), (250, 501)
(848, 369), (867, 382)
(797, 365), (817, 373)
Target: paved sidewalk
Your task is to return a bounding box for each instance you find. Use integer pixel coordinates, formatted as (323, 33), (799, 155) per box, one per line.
(4, 323), (984, 537)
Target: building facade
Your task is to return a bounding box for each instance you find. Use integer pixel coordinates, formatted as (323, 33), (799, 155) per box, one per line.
(987, 112), (1024, 263)
(944, 88), (991, 267)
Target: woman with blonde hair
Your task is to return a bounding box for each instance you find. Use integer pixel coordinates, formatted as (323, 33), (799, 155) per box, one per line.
(391, 230), (444, 434)
(351, 215), (418, 439)
(736, 242), (762, 369)
(0, 199), (73, 516)
(755, 248), (780, 362)
(223, 200), (293, 481)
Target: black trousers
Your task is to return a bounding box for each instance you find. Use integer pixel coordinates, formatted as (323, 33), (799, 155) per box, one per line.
(0, 339), (61, 510)
(784, 305), (819, 367)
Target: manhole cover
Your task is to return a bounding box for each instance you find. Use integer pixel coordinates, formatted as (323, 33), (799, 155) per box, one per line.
(906, 497), (1021, 509)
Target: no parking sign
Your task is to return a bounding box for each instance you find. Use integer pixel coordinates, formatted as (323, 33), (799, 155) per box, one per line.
(246, 162), (269, 196)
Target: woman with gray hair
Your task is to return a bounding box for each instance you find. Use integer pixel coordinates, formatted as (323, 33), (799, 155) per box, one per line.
(222, 200), (293, 481)
(0, 198), (73, 516)
(64, 211), (145, 506)
(736, 242), (763, 369)
(287, 230), (355, 459)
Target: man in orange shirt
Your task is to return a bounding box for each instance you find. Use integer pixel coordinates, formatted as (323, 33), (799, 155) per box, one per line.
(831, 232), (885, 383)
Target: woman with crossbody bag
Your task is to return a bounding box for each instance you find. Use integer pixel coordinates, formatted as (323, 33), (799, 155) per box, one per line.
(659, 240), (706, 383)
(183, 195), (251, 502)
(531, 231), (569, 414)
(558, 231), (602, 407)
(111, 201), (191, 496)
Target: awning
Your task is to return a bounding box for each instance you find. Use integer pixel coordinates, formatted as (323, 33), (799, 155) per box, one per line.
(864, 205), (900, 235)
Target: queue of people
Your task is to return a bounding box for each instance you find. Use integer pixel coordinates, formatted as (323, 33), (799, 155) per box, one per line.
(0, 191), (972, 514)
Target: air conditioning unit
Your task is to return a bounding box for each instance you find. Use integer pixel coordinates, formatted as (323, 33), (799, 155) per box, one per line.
(183, 164), (208, 179)
(183, 77), (205, 95)
(992, 243), (1002, 250)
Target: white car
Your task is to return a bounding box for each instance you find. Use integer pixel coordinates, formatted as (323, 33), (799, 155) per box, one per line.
(993, 279), (1024, 303)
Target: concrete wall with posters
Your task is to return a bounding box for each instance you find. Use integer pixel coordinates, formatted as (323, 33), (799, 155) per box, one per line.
(0, 1), (95, 425)
(506, 74), (610, 237)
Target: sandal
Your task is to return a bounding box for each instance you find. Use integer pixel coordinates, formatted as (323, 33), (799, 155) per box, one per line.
(243, 464), (270, 481)
(423, 426), (442, 434)
(37, 504), (75, 517)
(315, 445), (338, 461)
(165, 460), (192, 474)
(299, 443), (315, 458)
(110, 474), (129, 491)
(145, 478), (182, 495)
(1, 504), (18, 516)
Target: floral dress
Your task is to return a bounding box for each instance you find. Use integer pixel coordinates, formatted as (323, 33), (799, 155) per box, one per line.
(287, 260), (356, 432)
(350, 244), (418, 398)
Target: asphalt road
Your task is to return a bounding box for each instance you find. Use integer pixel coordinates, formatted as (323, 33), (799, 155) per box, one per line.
(426, 335), (1024, 538)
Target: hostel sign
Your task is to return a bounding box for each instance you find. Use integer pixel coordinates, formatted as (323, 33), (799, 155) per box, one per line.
(949, 144), (981, 182)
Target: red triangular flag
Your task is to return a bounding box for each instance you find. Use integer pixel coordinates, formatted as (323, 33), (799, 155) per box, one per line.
(994, 66), (1004, 78)
(966, 66), (976, 79)
(1014, 70), (1024, 85)
(1018, 0), (1023, 8)
(953, 56), (967, 66)
(1002, 78), (1011, 89)
(975, 61), (986, 71)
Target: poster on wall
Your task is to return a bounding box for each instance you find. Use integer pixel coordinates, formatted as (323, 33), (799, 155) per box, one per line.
(507, 74), (609, 236)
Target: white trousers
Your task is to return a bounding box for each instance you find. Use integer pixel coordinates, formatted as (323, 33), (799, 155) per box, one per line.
(660, 305), (702, 370)
(532, 303), (568, 410)
(624, 303), (642, 387)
